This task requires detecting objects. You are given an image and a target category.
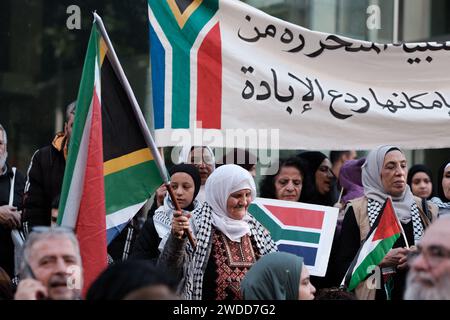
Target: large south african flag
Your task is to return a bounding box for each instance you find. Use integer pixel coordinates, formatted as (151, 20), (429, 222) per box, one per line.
(58, 19), (164, 294)
(248, 197), (338, 277)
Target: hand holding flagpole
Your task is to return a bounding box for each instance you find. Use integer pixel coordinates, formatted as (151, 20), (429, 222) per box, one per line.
(166, 183), (197, 248)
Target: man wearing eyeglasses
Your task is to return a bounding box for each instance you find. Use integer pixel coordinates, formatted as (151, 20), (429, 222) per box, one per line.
(404, 217), (450, 300)
(14, 227), (83, 300)
(0, 124), (25, 279)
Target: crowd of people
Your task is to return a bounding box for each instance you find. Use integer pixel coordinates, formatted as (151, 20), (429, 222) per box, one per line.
(1, 102), (450, 301)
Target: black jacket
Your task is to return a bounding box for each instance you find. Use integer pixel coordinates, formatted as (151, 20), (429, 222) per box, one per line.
(22, 141), (66, 230)
(0, 165), (25, 278)
(22, 135), (135, 263)
(129, 199), (161, 263)
(129, 216), (161, 263)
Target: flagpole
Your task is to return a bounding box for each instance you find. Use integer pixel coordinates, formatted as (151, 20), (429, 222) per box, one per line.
(337, 186), (344, 204)
(93, 12), (197, 249)
(393, 0), (399, 44)
(388, 197), (409, 249)
(395, 215), (410, 249)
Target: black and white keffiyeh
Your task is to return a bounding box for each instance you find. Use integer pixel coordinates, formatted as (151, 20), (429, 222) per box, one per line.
(430, 197), (450, 216)
(154, 195), (201, 252)
(367, 198), (424, 244)
(181, 202), (277, 300)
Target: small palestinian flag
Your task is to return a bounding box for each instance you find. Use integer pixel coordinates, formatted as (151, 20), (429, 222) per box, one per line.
(343, 197), (402, 291)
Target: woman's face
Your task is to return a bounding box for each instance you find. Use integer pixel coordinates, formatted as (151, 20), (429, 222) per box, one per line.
(442, 165), (450, 200)
(410, 171), (433, 199)
(298, 267), (316, 300)
(315, 158), (333, 195)
(381, 150), (407, 197)
(189, 147), (214, 185)
(274, 166), (302, 201)
(226, 188), (252, 220)
(249, 164), (256, 178)
(171, 172), (195, 209)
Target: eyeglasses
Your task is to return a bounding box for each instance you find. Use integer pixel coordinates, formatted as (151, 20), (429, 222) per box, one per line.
(31, 226), (75, 234)
(408, 245), (450, 267)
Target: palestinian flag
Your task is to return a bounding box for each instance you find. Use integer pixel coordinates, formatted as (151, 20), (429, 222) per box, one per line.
(58, 23), (163, 294)
(248, 197), (338, 277)
(344, 198), (402, 291)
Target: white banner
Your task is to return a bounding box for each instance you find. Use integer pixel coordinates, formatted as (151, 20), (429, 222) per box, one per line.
(149, 0), (450, 150)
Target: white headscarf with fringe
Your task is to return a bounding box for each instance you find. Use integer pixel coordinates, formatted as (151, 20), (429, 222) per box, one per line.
(205, 164), (256, 242)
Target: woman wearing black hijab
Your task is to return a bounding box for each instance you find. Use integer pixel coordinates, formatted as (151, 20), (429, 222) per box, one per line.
(431, 161), (450, 217)
(297, 151), (338, 207)
(130, 164), (201, 262)
(407, 164), (434, 200)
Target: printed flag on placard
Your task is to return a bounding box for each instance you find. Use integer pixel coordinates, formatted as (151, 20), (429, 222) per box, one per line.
(58, 22), (163, 295)
(343, 198), (401, 291)
(248, 197), (338, 276)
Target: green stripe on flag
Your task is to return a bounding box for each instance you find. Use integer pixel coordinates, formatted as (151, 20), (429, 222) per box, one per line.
(172, 47), (190, 128)
(148, 0), (218, 128)
(249, 204), (320, 244)
(104, 160), (161, 214)
(58, 26), (98, 222)
(348, 233), (400, 291)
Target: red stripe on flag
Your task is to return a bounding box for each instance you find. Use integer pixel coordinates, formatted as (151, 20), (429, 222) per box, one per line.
(373, 198), (401, 241)
(263, 205), (324, 229)
(76, 88), (107, 297)
(197, 22), (222, 129)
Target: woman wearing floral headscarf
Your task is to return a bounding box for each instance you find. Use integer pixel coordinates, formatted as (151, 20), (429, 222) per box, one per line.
(335, 145), (438, 300)
(158, 164), (277, 300)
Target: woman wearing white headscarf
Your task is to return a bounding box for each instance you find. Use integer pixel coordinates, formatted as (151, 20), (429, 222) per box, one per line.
(334, 145), (438, 300)
(157, 164), (277, 300)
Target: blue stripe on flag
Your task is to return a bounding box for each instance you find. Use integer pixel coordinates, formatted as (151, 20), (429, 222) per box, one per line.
(149, 24), (165, 129)
(278, 243), (317, 266)
(106, 221), (129, 244)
